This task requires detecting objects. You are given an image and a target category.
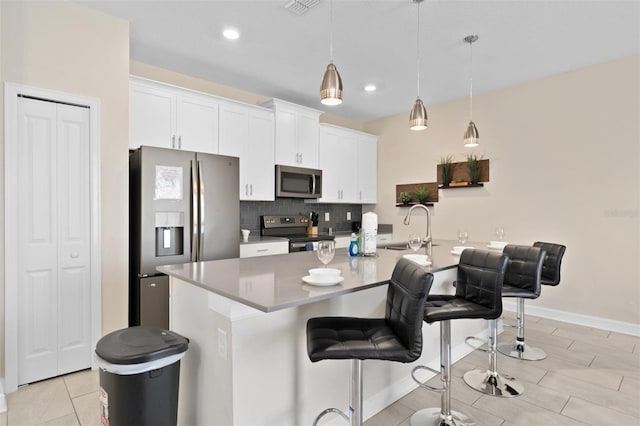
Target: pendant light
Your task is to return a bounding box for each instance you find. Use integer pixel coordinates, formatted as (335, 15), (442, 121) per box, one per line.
(320, 0), (343, 105)
(409, 0), (427, 131)
(463, 35), (479, 147)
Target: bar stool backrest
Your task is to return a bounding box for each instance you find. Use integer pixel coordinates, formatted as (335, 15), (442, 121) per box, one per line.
(456, 250), (508, 319)
(386, 258), (434, 361)
(503, 245), (546, 297)
(533, 242), (566, 286)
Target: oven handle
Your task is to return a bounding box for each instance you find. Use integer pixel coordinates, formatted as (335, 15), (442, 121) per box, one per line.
(290, 242), (310, 249)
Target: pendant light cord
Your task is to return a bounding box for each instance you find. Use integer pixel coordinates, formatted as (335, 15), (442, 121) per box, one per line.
(416, 1), (421, 97)
(329, 0), (334, 63)
(469, 37), (473, 120)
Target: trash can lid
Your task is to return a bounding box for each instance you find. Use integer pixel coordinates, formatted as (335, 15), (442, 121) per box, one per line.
(95, 326), (189, 365)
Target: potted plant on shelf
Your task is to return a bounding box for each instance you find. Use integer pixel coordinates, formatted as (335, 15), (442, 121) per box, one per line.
(399, 191), (411, 205)
(449, 178), (468, 187)
(439, 155), (453, 187)
(413, 187), (430, 204)
(466, 153), (482, 184)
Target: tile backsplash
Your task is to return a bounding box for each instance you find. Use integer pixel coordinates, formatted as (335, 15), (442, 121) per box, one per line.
(240, 199), (363, 235)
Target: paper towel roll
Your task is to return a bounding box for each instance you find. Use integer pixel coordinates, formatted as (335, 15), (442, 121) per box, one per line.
(361, 212), (378, 255)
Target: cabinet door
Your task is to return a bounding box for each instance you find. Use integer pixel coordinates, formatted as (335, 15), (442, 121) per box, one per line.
(218, 103), (249, 197)
(177, 94), (219, 154)
(246, 110), (275, 201)
(274, 107), (297, 166)
(318, 127), (356, 203)
(130, 82), (176, 149)
(296, 112), (320, 168)
(357, 135), (377, 203)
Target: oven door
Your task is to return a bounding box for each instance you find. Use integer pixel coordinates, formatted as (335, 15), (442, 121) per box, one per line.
(290, 241), (317, 252)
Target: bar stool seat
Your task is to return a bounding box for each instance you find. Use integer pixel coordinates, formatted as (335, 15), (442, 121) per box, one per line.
(307, 258), (433, 426)
(411, 249), (508, 426)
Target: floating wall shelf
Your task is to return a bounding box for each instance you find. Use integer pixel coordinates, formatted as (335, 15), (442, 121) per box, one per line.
(395, 182), (438, 205)
(437, 159), (490, 187)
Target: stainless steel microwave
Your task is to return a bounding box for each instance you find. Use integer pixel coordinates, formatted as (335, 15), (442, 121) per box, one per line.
(275, 165), (322, 199)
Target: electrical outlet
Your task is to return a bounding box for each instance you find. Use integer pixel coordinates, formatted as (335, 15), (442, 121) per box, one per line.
(325, 212), (330, 221)
(217, 328), (227, 360)
(347, 212), (351, 220)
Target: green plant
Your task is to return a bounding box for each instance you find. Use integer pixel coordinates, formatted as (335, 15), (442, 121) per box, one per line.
(413, 186), (430, 204)
(399, 191), (411, 204)
(439, 155), (453, 186)
(466, 153), (482, 184)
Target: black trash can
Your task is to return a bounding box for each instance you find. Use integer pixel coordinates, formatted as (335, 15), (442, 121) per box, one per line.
(95, 326), (189, 426)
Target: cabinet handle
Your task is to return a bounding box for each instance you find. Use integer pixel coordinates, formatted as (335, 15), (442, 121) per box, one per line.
(149, 283), (156, 287)
(171, 135), (176, 149)
(245, 184), (249, 196)
(257, 249), (269, 252)
(178, 136), (182, 149)
(359, 191), (362, 200)
(250, 184), (253, 196)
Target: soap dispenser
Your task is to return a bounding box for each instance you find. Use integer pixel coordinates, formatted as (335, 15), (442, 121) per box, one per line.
(348, 233), (359, 257)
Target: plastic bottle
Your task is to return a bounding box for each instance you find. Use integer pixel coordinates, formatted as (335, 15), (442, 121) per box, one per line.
(348, 233), (360, 257)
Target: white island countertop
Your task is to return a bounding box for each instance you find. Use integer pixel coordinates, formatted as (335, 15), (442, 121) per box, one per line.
(157, 239), (476, 312)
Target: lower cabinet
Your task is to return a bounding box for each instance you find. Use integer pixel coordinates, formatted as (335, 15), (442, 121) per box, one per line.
(240, 241), (289, 258)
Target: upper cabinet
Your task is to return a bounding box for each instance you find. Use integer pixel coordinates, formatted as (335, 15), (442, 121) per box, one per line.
(129, 77), (219, 153)
(218, 102), (275, 201)
(317, 124), (378, 204)
(260, 99), (322, 169)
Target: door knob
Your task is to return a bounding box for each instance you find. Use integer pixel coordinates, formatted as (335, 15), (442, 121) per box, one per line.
(70, 252), (79, 258)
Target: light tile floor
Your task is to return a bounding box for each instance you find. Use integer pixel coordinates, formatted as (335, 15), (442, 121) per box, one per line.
(2, 312), (638, 426)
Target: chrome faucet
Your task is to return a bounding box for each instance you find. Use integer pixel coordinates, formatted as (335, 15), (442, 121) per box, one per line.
(403, 204), (432, 254)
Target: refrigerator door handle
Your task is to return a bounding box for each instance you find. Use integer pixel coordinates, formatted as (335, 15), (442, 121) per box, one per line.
(191, 159), (199, 262)
(198, 159), (206, 260)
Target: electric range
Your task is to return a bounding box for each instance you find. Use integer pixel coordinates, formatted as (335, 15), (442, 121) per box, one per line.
(260, 215), (335, 252)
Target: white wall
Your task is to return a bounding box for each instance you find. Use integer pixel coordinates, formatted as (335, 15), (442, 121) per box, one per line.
(366, 55), (640, 325)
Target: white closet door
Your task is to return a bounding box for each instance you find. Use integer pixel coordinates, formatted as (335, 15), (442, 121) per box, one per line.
(17, 97), (92, 385)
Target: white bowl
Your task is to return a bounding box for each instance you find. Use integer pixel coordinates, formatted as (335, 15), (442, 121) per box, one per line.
(308, 268), (341, 277)
(403, 254), (431, 266)
(488, 241), (508, 249)
(451, 245), (474, 255)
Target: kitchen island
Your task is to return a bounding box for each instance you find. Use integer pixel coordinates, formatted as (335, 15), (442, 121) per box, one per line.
(158, 240), (493, 426)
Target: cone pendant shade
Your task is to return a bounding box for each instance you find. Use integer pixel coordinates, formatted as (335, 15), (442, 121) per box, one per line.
(320, 63), (343, 105)
(409, 98), (428, 130)
(464, 120), (479, 147)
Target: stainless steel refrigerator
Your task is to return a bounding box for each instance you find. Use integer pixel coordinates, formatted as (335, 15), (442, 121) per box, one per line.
(129, 146), (240, 328)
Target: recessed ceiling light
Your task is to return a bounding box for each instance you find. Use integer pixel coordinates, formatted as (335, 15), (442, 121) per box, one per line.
(223, 28), (240, 40)
(364, 85), (377, 92)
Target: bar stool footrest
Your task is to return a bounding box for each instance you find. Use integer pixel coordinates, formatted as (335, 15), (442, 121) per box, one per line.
(496, 341), (546, 361)
(464, 336), (490, 353)
(411, 365), (445, 392)
(313, 407), (349, 426)
(410, 407), (479, 426)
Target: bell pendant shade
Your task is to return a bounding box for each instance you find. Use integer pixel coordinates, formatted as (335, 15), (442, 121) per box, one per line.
(320, 63), (343, 105)
(409, 98), (428, 131)
(464, 120), (480, 147)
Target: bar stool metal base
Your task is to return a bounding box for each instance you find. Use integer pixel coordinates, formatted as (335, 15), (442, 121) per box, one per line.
(411, 407), (479, 426)
(463, 369), (524, 397)
(497, 341), (546, 361)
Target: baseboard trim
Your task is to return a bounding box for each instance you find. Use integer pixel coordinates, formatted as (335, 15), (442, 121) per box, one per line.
(0, 378), (7, 413)
(502, 301), (640, 337)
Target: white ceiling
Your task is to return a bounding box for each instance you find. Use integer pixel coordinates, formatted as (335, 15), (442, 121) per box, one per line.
(78, 0), (640, 122)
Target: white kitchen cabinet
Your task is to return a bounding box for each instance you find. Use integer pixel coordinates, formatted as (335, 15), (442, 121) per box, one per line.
(260, 98), (322, 168)
(240, 241), (288, 258)
(357, 134), (378, 204)
(129, 77), (219, 153)
(318, 124), (357, 203)
(219, 102), (275, 201)
(317, 124), (377, 204)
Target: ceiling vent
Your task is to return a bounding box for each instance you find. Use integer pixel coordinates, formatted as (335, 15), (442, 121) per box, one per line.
(284, 0), (320, 16)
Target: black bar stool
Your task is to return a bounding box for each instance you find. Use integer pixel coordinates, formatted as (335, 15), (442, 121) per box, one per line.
(306, 258), (433, 426)
(411, 249), (508, 426)
(533, 242), (566, 287)
(496, 245), (547, 360)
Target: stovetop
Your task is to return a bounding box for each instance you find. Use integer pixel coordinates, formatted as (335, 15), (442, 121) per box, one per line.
(260, 215), (335, 242)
